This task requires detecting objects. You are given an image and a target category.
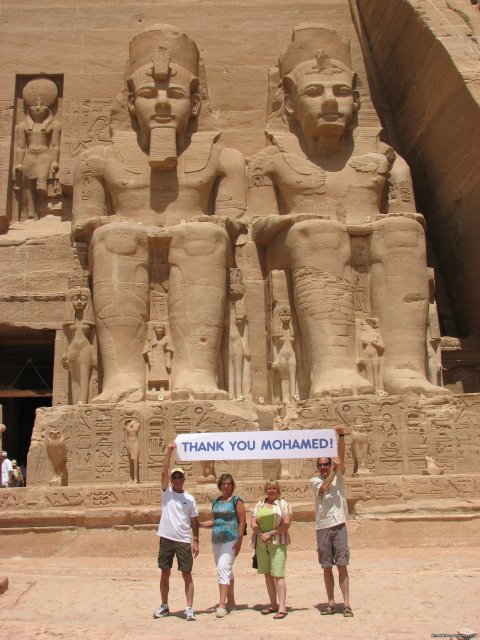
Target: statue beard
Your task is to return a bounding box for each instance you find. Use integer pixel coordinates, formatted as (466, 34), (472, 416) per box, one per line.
(149, 125), (178, 170)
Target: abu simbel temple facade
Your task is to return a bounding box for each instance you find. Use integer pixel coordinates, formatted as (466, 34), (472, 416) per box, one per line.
(1, 0), (480, 539)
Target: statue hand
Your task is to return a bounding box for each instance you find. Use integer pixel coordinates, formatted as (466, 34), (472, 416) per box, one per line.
(288, 213), (329, 224)
(61, 355), (69, 369)
(51, 162), (59, 174)
(72, 216), (104, 242)
(15, 164), (23, 174)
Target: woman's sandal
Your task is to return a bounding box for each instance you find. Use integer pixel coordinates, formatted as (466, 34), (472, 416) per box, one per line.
(343, 606), (354, 617)
(261, 607), (278, 615)
(320, 605), (336, 615)
(273, 611), (287, 619)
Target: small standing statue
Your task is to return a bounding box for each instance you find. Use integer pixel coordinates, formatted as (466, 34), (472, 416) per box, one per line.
(14, 77), (61, 220)
(62, 287), (96, 404)
(427, 269), (443, 387)
(351, 429), (370, 477)
(125, 419), (140, 483)
(358, 318), (385, 393)
(272, 305), (297, 403)
(229, 293), (251, 401)
(46, 428), (68, 486)
(143, 322), (173, 399)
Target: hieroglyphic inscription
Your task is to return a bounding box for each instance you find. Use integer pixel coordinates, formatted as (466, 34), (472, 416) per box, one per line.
(59, 99), (112, 186)
(95, 411), (114, 480)
(0, 101), (14, 219)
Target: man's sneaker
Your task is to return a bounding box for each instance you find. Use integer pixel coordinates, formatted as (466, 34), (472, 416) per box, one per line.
(153, 603), (170, 618)
(184, 607), (196, 621)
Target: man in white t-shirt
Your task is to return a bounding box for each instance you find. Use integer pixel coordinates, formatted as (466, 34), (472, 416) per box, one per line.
(310, 425), (353, 617)
(1, 451), (13, 488)
(153, 441), (199, 621)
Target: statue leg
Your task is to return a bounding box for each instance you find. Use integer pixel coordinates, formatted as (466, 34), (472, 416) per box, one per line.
(271, 220), (373, 398)
(25, 179), (37, 219)
(370, 216), (450, 396)
(168, 221), (229, 400)
(231, 351), (244, 398)
(90, 223), (149, 403)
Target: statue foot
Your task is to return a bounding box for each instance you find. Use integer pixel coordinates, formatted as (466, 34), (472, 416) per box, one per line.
(311, 369), (374, 398)
(171, 373), (228, 400)
(171, 386), (229, 401)
(92, 377), (145, 404)
(384, 369), (452, 397)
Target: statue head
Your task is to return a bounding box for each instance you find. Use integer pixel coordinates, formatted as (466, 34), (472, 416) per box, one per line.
(64, 287), (94, 325)
(279, 24), (359, 150)
(153, 322), (166, 339)
(277, 305), (291, 324)
(23, 77), (58, 130)
(365, 317), (379, 330)
(126, 24), (201, 166)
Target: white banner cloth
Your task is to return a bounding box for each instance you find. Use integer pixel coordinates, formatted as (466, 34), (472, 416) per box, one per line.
(175, 429), (337, 461)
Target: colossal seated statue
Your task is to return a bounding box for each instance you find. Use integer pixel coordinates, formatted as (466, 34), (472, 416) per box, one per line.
(248, 24), (450, 399)
(72, 24), (246, 403)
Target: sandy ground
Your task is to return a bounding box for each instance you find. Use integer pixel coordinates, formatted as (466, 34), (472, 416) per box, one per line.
(0, 525), (479, 640)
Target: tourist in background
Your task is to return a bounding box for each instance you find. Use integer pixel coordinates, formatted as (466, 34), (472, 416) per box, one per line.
(1, 451), (13, 488)
(200, 473), (246, 617)
(10, 460), (25, 487)
(251, 479), (292, 619)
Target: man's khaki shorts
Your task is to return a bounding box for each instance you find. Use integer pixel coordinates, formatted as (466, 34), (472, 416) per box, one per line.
(316, 523), (350, 568)
(157, 537), (193, 573)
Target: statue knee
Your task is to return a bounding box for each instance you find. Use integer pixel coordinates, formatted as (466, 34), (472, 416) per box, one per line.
(371, 216), (426, 260)
(92, 222), (149, 257)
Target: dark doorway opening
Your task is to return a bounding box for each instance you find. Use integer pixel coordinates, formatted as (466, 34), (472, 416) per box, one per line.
(0, 332), (54, 483)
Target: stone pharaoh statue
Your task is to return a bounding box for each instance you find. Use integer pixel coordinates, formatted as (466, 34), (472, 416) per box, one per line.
(72, 24), (246, 403)
(248, 24), (449, 398)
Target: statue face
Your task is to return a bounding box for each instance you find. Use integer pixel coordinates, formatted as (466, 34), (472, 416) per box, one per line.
(286, 65), (356, 141)
(130, 64), (200, 144)
(154, 324), (165, 338)
(72, 291), (89, 310)
(278, 306), (291, 323)
(29, 104), (49, 123)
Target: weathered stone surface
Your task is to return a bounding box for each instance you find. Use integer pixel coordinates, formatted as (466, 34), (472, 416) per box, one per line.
(0, 576), (8, 594)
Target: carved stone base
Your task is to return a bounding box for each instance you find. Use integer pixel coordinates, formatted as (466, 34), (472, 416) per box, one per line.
(14, 393), (480, 529)
(27, 400), (269, 486)
(1, 476), (480, 532)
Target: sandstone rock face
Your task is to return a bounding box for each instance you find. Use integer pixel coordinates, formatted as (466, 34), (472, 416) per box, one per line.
(0, 2), (479, 528)
(0, 576), (9, 594)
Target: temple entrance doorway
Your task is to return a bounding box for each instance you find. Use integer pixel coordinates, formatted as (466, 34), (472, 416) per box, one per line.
(0, 332), (54, 483)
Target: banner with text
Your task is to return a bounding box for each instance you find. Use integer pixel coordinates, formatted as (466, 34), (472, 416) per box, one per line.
(175, 429), (337, 461)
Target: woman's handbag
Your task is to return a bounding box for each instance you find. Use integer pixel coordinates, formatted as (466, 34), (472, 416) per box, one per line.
(233, 495), (247, 535)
